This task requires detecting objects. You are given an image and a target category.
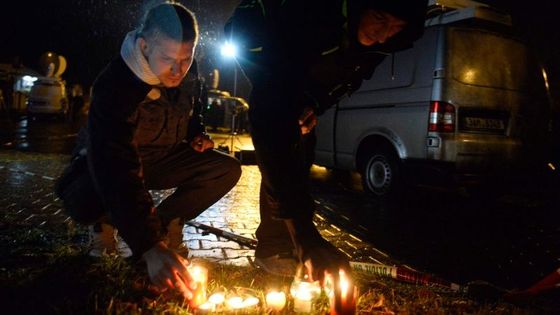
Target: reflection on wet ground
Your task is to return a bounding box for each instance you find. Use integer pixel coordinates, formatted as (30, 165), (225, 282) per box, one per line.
(2, 113), (558, 291)
(309, 165), (560, 290)
(1, 115), (80, 153)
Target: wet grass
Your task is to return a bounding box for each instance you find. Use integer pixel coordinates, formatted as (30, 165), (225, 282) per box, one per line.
(1, 221), (558, 315)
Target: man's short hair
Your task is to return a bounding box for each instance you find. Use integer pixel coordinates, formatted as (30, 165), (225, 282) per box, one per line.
(138, 1), (198, 44)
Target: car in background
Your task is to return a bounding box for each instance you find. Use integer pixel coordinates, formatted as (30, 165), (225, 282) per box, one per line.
(204, 89), (249, 132)
(27, 76), (68, 120)
(314, 0), (553, 199)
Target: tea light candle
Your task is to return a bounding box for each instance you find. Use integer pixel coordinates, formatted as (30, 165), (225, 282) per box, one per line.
(291, 278), (321, 313)
(243, 296), (260, 308)
(266, 291), (286, 312)
(293, 289), (313, 313)
(227, 296), (244, 309)
(208, 292), (225, 305)
(187, 264), (208, 308)
(196, 301), (214, 314)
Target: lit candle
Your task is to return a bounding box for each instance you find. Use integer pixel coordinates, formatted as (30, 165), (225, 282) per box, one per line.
(329, 269), (357, 315)
(242, 296), (260, 308)
(208, 292), (225, 305)
(266, 291), (286, 312)
(187, 264), (208, 308)
(290, 279), (321, 313)
(196, 301), (214, 314)
(227, 296), (244, 309)
(293, 289), (313, 313)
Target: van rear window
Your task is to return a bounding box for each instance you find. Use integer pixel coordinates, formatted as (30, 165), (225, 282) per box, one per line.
(449, 28), (539, 91)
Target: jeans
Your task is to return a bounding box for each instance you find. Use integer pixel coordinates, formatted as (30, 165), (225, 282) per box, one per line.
(56, 143), (241, 228)
(248, 91), (317, 258)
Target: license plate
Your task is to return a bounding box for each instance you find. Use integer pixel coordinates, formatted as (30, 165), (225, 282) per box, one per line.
(464, 117), (505, 130)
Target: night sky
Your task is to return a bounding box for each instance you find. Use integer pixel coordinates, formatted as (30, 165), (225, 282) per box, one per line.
(0, 0), (240, 89)
(0, 0), (558, 103)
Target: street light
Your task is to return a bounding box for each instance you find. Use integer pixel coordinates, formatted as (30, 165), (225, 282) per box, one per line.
(219, 41), (243, 155)
(220, 41), (238, 96)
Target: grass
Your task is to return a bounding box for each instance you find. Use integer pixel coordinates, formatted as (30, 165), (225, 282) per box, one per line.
(1, 220), (558, 315)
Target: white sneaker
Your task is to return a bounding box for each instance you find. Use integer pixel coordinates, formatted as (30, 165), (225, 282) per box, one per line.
(115, 234), (133, 258)
(165, 218), (189, 258)
(88, 223), (132, 258)
(88, 222), (117, 257)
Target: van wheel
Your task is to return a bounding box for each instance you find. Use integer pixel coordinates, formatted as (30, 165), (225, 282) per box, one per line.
(361, 146), (402, 199)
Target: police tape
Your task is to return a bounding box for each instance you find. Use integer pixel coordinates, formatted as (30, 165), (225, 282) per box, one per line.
(350, 261), (465, 292)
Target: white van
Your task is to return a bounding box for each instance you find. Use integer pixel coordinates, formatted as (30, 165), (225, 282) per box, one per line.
(314, 0), (552, 198)
(27, 76), (68, 119)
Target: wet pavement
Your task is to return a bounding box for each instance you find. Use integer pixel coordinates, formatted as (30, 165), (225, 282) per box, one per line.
(0, 115), (397, 272)
(309, 163), (560, 290)
(1, 113), (559, 293)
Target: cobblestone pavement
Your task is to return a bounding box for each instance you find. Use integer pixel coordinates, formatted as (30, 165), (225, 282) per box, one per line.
(0, 147), (399, 272)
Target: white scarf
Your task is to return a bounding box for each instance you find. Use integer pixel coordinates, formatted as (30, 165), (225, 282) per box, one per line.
(120, 30), (161, 99)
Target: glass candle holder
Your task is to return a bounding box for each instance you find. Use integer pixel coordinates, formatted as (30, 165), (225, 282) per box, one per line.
(187, 264), (208, 308)
(266, 291), (287, 312)
(290, 278), (321, 313)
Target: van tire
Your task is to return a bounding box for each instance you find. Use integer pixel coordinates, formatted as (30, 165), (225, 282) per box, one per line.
(361, 145), (402, 199)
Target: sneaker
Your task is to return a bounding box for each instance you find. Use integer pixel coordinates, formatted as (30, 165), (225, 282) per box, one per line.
(115, 234), (133, 258)
(88, 223), (133, 258)
(88, 222), (117, 257)
(254, 252), (298, 277)
(165, 218), (189, 258)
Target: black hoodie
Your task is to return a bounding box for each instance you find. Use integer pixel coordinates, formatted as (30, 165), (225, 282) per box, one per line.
(225, 0), (428, 114)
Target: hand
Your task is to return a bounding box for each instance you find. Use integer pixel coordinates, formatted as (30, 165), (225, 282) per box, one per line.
(190, 133), (214, 152)
(298, 238), (351, 284)
(285, 219), (350, 283)
(299, 107), (317, 135)
(142, 241), (194, 300)
(296, 237), (355, 315)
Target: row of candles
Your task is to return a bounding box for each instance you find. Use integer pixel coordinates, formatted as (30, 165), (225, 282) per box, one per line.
(188, 264), (357, 314)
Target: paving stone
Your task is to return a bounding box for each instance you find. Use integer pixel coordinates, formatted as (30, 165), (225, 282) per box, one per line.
(1, 149), (398, 272)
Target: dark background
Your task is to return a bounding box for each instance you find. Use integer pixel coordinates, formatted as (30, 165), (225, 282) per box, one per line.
(0, 0), (243, 97)
(0, 0), (559, 106)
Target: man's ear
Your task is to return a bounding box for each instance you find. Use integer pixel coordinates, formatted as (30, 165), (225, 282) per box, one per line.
(138, 37), (149, 56)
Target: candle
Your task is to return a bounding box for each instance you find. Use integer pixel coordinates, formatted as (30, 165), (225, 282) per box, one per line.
(290, 279), (321, 313)
(293, 289), (313, 313)
(329, 269), (357, 315)
(187, 264), (208, 308)
(266, 291), (286, 312)
(196, 301), (214, 314)
(227, 296), (244, 309)
(243, 296), (260, 308)
(208, 292), (225, 305)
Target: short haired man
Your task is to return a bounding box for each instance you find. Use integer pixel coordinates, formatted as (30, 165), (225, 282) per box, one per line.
(56, 1), (241, 299)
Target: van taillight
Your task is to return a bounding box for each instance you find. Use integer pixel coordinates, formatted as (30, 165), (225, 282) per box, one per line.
(429, 101), (455, 132)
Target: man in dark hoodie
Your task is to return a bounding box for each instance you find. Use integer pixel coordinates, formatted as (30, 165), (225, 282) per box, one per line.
(55, 1), (241, 299)
(225, 0), (427, 282)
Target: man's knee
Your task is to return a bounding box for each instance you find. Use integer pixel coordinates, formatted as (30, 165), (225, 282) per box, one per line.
(55, 169), (105, 224)
(59, 189), (105, 224)
(220, 154), (242, 188)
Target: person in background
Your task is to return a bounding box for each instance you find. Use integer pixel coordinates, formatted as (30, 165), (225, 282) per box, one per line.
(225, 0), (427, 285)
(55, 1), (241, 299)
(69, 83), (85, 123)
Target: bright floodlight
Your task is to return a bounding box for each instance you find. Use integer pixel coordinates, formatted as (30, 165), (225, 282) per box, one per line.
(221, 42), (237, 59)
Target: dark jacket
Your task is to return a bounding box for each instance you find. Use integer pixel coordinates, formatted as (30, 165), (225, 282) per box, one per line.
(75, 56), (205, 256)
(225, 0), (427, 219)
(225, 0), (427, 115)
